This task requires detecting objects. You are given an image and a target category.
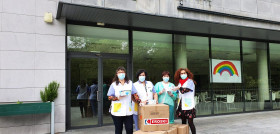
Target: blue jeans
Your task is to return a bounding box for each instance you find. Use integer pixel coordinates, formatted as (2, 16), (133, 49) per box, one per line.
(90, 99), (97, 116)
(133, 114), (139, 130)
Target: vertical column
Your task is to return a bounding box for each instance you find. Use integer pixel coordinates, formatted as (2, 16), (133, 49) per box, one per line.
(128, 30), (133, 81)
(256, 42), (269, 109)
(174, 35), (187, 69)
(98, 56), (103, 126)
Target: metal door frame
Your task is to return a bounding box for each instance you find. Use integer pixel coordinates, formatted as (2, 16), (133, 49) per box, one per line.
(66, 52), (130, 129)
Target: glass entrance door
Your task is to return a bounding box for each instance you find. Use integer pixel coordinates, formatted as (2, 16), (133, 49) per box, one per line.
(66, 24), (130, 128)
(70, 57), (99, 127)
(68, 55), (128, 128)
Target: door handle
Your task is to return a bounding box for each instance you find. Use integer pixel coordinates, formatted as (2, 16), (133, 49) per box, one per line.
(97, 91), (99, 102)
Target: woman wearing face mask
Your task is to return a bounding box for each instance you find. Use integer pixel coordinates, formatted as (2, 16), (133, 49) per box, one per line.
(173, 68), (196, 134)
(132, 69), (158, 131)
(107, 66), (141, 134)
(154, 71), (177, 124)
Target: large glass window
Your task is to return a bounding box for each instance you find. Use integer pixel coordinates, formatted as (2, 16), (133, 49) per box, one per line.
(67, 25), (128, 54)
(243, 41), (269, 111)
(269, 43), (280, 109)
(67, 24), (279, 121)
(70, 58), (98, 127)
(211, 38), (243, 114)
(133, 31), (173, 83)
(67, 25), (129, 128)
(174, 35), (211, 115)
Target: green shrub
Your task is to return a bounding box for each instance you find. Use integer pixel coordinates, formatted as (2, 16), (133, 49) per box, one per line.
(40, 81), (60, 102)
(17, 100), (23, 104)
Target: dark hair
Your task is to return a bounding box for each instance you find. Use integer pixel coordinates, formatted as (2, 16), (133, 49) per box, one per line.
(80, 80), (87, 88)
(91, 79), (97, 84)
(174, 68), (196, 85)
(112, 66), (129, 85)
(136, 69), (147, 79)
(104, 78), (112, 85)
(162, 71), (170, 77)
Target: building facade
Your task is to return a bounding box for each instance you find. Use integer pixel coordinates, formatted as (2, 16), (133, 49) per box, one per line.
(1, 0), (280, 133)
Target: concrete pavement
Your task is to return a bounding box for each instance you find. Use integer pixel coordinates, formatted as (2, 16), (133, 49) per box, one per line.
(63, 110), (280, 134)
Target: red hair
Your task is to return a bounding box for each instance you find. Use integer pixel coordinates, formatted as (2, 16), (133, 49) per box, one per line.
(174, 68), (196, 85)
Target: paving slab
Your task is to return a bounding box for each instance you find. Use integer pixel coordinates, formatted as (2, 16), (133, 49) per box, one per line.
(62, 110), (280, 134)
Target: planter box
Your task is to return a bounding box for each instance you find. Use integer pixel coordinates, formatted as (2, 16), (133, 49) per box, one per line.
(0, 102), (51, 116)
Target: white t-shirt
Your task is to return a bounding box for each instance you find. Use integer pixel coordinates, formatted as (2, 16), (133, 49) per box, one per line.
(132, 81), (155, 115)
(177, 79), (195, 110)
(77, 86), (88, 100)
(107, 80), (136, 116)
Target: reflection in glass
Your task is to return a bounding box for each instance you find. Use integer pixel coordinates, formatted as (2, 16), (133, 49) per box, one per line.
(133, 31), (174, 120)
(211, 38), (243, 114)
(70, 58), (98, 127)
(243, 41), (269, 111)
(174, 35), (211, 115)
(67, 25), (128, 54)
(133, 31), (173, 83)
(269, 43), (280, 109)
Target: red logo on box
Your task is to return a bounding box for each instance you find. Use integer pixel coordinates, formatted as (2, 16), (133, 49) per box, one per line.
(144, 118), (169, 125)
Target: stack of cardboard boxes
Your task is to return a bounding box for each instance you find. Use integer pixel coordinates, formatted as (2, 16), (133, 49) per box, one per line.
(134, 104), (189, 134)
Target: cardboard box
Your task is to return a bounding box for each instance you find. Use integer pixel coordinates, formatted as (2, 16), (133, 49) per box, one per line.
(170, 124), (188, 134)
(170, 124), (180, 128)
(133, 130), (167, 134)
(177, 125), (189, 134)
(167, 127), (177, 134)
(138, 104), (169, 132)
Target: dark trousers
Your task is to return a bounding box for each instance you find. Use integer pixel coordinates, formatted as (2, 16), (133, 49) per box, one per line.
(90, 99), (97, 116)
(111, 114), (133, 134)
(78, 100), (87, 117)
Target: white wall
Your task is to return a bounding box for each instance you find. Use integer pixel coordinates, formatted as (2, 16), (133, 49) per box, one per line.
(0, 0), (66, 133)
(66, 0), (280, 30)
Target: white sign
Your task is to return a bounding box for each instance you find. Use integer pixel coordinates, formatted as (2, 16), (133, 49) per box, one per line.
(211, 59), (242, 83)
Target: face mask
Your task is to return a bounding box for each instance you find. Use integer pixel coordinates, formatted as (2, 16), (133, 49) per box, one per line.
(163, 77), (169, 82)
(117, 73), (125, 80)
(139, 76), (146, 82)
(180, 74), (187, 80)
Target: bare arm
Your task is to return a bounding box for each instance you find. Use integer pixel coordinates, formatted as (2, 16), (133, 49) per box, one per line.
(108, 96), (119, 101)
(153, 93), (158, 104)
(132, 93), (141, 103)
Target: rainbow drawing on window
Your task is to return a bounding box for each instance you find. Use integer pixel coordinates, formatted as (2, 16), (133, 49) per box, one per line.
(213, 61), (239, 76)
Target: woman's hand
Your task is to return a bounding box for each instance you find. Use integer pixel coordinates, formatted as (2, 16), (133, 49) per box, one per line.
(139, 100), (147, 106)
(159, 88), (166, 95)
(142, 100), (148, 105)
(172, 86), (180, 91)
(118, 96), (125, 100)
(167, 91), (173, 97)
(108, 96), (119, 101)
(179, 87), (192, 94)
